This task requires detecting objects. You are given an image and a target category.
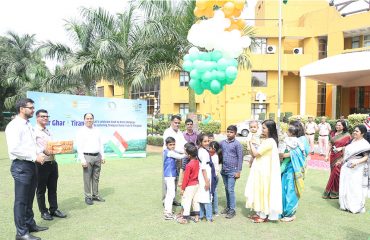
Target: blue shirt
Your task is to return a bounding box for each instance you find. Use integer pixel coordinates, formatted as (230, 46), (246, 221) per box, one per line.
(220, 138), (243, 173)
(163, 149), (184, 177)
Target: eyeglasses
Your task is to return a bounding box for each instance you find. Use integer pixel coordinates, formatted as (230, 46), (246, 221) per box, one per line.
(39, 116), (50, 118)
(23, 106), (35, 110)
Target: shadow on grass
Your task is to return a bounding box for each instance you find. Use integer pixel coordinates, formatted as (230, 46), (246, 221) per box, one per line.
(99, 187), (115, 198)
(343, 226), (370, 240)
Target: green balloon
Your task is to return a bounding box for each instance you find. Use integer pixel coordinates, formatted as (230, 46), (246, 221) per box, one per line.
(194, 86), (204, 95)
(225, 66), (238, 79)
(189, 78), (201, 89)
(217, 58), (229, 71)
(211, 50), (223, 62)
(226, 77), (235, 85)
(210, 79), (222, 93)
(190, 69), (200, 80)
(183, 54), (191, 61)
(201, 80), (211, 89)
(182, 60), (193, 72)
(230, 58), (238, 67)
(195, 60), (207, 73)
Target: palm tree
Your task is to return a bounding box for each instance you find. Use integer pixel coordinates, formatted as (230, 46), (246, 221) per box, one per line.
(0, 32), (50, 112)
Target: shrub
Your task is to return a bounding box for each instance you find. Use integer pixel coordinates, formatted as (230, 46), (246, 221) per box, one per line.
(199, 121), (221, 134)
(348, 113), (368, 128)
(240, 141), (249, 156)
(147, 136), (163, 146)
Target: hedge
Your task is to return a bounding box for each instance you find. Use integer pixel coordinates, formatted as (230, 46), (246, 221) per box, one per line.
(147, 136), (163, 146)
(149, 120), (221, 135)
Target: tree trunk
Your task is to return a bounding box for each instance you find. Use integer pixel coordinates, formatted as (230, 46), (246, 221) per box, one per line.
(188, 88), (196, 113)
(123, 83), (130, 99)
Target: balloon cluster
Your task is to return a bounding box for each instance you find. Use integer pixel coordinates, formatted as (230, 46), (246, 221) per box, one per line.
(183, 47), (238, 95)
(183, 0), (251, 95)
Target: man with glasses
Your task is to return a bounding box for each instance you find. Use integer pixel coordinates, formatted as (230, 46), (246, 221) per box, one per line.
(5, 98), (48, 240)
(162, 115), (187, 207)
(35, 109), (66, 221)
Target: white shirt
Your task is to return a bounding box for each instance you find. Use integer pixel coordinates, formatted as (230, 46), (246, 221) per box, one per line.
(211, 154), (221, 176)
(35, 124), (55, 161)
(305, 122), (317, 134)
(76, 125), (104, 164)
(162, 127), (187, 154)
(5, 116), (37, 162)
(318, 122), (331, 136)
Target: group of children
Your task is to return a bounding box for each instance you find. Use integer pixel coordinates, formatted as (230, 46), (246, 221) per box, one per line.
(163, 124), (246, 224)
(163, 133), (223, 223)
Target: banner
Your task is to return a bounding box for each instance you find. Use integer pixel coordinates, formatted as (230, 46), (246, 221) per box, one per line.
(27, 91), (147, 161)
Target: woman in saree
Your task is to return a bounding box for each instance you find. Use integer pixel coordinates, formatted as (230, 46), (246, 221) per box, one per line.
(279, 121), (310, 222)
(339, 124), (370, 213)
(322, 120), (351, 199)
(245, 120), (282, 223)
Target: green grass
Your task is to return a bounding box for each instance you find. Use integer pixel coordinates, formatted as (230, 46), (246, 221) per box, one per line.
(0, 132), (369, 240)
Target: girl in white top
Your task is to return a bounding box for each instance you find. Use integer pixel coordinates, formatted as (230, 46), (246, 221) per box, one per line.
(209, 141), (222, 216)
(197, 134), (213, 221)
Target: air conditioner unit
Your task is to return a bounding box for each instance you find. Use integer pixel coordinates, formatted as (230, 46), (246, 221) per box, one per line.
(266, 45), (276, 54)
(293, 47), (303, 54)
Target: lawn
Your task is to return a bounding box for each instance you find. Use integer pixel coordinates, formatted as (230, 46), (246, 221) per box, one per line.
(0, 132), (369, 240)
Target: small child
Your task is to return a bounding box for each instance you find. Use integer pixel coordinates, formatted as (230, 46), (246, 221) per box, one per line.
(207, 133), (215, 142)
(209, 141), (223, 216)
(280, 126), (306, 170)
(177, 143), (200, 224)
(246, 121), (261, 167)
(163, 137), (186, 220)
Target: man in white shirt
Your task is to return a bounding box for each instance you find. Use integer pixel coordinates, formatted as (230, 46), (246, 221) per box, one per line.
(317, 117), (332, 157)
(162, 115), (187, 206)
(305, 116), (318, 154)
(35, 109), (66, 221)
(5, 98), (48, 240)
(76, 113), (105, 205)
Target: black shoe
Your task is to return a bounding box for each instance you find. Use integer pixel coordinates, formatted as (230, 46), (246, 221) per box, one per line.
(15, 233), (41, 240)
(41, 212), (53, 221)
(29, 225), (48, 232)
(221, 208), (230, 215)
(225, 209), (236, 219)
(51, 209), (66, 218)
(92, 196), (105, 202)
(172, 200), (181, 207)
(85, 197), (94, 205)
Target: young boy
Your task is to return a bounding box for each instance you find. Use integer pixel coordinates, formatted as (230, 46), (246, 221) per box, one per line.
(246, 120), (261, 167)
(220, 125), (243, 219)
(177, 144), (200, 224)
(163, 137), (186, 220)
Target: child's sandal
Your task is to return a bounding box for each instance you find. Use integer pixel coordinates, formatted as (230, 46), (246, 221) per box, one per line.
(189, 216), (199, 223)
(176, 217), (188, 224)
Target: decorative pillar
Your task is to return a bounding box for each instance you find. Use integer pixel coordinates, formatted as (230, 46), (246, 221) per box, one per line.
(300, 76), (306, 115)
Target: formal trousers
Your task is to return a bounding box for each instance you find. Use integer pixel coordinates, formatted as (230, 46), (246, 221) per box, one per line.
(36, 160), (59, 214)
(83, 154), (102, 198)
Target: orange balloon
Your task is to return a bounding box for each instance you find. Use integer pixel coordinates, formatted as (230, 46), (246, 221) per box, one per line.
(234, 0), (245, 10)
(204, 7), (215, 18)
(223, 2), (235, 17)
(196, 0), (208, 10)
(232, 8), (242, 17)
(194, 7), (205, 18)
(226, 23), (240, 31)
(207, 0), (215, 9)
(215, 0), (226, 7)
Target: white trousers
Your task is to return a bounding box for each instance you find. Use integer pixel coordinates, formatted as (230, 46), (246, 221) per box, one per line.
(164, 177), (176, 213)
(257, 211), (279, 221)
(181, 184), (199, 216)
(306, 134), (315, 153)
(318, 136), (329, 155)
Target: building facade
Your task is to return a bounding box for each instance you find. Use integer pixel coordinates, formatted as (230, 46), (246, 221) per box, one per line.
(96, 0), (370, 130)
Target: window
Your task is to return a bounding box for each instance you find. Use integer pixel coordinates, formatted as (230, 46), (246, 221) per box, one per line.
(251, 71), (267, 87)
(179, 71), (189, 87)
(179, 103), (189, 116)
(251, 103), (267, 120)
(316, 82), (326, 116)
(252, 38), (267, 54)
(364, 35), (370, 47)
(352, 36), (360, 48)
(97, 86), (104, 97)
(131, 81), (160, 116)
(318, 38), (327, 59)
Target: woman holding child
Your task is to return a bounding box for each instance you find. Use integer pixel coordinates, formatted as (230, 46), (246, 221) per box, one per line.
(339, 124), (370, 213)
(245, 120), (282, 223)
(279, 121), (309, 222)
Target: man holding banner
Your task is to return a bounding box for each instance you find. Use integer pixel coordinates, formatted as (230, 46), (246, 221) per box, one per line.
(76, 113), (106, 205)
(35, 109), (67, 221)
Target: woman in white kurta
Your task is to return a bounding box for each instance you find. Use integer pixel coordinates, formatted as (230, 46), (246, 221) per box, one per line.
(245, 120), (282, 223)
(339, 125), (370, 213)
